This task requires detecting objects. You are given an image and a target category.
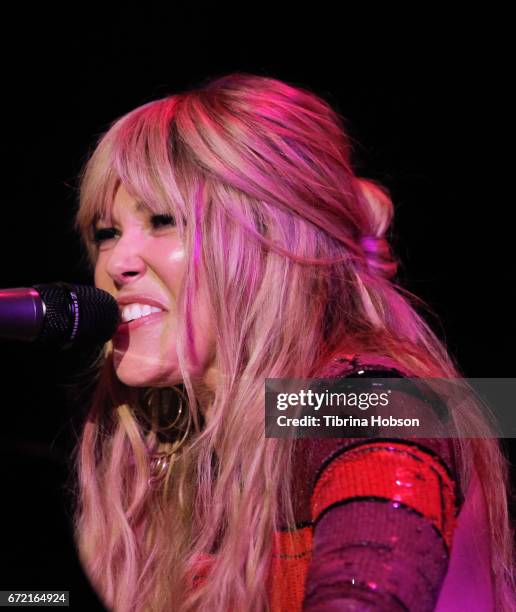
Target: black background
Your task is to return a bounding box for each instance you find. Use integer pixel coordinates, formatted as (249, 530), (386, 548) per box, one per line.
(0, 16), (513, 610)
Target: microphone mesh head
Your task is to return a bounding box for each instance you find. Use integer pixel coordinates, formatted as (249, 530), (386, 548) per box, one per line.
(34, 284), (70, 342)
(33, 283), (120, 347)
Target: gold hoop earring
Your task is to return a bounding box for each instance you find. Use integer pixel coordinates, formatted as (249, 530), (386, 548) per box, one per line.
(145, 387), (192, 485)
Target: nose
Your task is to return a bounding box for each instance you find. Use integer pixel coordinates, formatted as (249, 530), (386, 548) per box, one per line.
(105, 233), (147, 289)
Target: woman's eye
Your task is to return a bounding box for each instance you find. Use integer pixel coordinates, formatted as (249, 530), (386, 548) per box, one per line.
(93, 227), (118, 244)
(151, 214), (176, 228)
(91, 215), (175, 245)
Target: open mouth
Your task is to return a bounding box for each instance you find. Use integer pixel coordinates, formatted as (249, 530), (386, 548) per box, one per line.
(120, 303), (165, 323)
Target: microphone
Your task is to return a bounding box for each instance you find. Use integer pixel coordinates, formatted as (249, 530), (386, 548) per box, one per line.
(0, 282), (120, 348)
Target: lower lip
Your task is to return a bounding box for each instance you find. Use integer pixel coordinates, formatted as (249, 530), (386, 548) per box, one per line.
(115, 310), (167, 334)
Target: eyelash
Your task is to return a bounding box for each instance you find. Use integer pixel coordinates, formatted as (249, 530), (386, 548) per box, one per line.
(93, 214), (176, 244)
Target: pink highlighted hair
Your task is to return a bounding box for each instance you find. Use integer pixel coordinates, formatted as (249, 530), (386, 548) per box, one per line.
(74, 73), (515, 611)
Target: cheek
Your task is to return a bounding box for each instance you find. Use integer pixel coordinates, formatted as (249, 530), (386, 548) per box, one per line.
(93, 256), (111, 291)
(157, 242), (186, 296)
(159, 245), (215, 365)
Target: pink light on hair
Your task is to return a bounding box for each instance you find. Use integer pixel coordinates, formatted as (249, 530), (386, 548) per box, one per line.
(73, 73), (515, 611)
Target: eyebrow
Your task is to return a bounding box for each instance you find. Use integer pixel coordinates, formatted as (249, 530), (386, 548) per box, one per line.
(134, 201), (151, 214)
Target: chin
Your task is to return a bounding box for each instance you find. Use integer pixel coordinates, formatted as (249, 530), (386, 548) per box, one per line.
(112, 349), (181, 388)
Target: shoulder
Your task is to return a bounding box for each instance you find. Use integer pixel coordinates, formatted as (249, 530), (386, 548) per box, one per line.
(315, 351), (414, 379)
(285, 352), (464, 531)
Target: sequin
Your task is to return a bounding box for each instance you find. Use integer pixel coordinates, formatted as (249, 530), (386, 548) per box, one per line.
(311, 440), (458, 550)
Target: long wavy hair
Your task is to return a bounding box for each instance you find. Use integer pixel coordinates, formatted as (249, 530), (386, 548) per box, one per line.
(73, 73), (515, 611)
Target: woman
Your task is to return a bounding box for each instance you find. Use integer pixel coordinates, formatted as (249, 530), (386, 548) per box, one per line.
(73, 73), (515, 611)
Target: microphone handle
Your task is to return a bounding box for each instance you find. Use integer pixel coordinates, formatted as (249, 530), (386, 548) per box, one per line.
(0, 287), (45, 341)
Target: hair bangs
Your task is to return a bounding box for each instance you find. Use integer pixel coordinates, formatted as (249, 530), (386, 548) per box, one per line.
(77, 100), (190, 262)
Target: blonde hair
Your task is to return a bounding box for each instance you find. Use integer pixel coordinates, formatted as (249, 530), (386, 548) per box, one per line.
(73, 73), (515, 611)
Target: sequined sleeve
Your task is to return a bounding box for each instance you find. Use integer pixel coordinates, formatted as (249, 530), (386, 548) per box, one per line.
(296, 386), (463, 612)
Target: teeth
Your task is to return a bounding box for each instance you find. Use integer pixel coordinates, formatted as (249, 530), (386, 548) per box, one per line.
(121, 303), (164, 323)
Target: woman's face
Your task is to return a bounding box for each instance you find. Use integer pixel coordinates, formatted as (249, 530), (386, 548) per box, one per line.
(94, 183), (217, 388)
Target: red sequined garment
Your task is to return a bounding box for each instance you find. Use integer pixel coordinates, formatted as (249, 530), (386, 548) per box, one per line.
(195, 354), (494, 610)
